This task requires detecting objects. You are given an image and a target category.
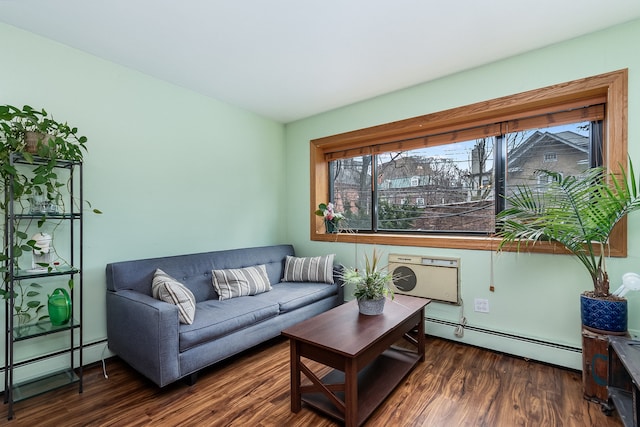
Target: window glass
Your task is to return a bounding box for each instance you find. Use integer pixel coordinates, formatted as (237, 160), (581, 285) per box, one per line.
(375, 138), (495, 232)
(505, 122), (591, 197)
(330, 138), (497, 233)
(330, 155), (372, 230)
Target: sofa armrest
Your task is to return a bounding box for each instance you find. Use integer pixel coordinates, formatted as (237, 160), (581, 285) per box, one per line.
(106, 289), (181, 387)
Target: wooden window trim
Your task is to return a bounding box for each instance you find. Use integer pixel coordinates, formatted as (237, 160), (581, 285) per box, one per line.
(310, 69), (628, 256)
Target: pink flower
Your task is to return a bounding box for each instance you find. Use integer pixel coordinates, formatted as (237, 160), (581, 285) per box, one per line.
(315, 202), (344, 222)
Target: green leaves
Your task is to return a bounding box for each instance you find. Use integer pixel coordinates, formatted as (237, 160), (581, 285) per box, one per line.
(85, 200), (103, 214)
(496, 163), (640, 296)
(2, 282), (45, 323)
(315, 203), (328, 217)
(342, 248), (395, 300)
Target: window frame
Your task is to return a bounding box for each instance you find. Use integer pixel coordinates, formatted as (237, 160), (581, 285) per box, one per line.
(310, 69), (628, 256)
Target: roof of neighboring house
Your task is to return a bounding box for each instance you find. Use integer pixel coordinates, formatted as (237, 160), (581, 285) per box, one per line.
(508, 130), (588, 167)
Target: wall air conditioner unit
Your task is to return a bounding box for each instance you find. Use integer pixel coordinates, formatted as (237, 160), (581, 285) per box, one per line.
(388, 254), (460, 305)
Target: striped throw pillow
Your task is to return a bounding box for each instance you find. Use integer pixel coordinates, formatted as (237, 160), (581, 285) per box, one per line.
(282, 254), (334, 284)
(152, 269), (196, 325)
(212, 264), (272, 300)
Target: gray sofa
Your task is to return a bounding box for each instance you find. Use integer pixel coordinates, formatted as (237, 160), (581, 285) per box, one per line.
(106, 244), (343, 387)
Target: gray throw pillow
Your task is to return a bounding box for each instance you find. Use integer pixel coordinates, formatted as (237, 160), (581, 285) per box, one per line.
(211, 264), (272, 300)
(152, 269), (196, 325)
(282, 254), (335, 284)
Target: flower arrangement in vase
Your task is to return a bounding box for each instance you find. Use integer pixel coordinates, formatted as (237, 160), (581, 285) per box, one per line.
(315, 202), (345, 233)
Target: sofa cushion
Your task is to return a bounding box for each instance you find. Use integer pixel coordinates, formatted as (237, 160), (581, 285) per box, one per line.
(282, 254), (335, 284)
(212, 264), (272, 300)
(260, 282), (338, 313)
(178, 297), (280, 352)
(151, 269), (196, 325)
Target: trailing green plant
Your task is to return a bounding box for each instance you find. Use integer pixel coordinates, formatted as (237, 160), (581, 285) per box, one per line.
(0, 104), (99, 324)
(7, 281), (45, 326)
(0, 104), (86, 160)
(0, 105), (92, 210)
(496, 163), (640, 298)
(341, 248), (396, 300)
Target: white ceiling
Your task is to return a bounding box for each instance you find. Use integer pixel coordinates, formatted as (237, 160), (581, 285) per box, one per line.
(2, 1), (640, 123)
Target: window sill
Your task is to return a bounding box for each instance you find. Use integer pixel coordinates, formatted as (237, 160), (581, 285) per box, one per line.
(311, 227), (625, 257)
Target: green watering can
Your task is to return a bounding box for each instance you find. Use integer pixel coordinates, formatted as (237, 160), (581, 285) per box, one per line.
(48, 288), (71, 326)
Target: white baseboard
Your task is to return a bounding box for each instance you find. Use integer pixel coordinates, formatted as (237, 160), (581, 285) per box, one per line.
(425, 317), (583, 370)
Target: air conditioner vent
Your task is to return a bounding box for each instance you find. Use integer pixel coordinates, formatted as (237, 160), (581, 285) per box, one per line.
(388, 254), (460, 305)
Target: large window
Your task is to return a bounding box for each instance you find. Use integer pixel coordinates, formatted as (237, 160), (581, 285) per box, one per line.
(311, 70), (628, 255)
(329, 120), (599, 235)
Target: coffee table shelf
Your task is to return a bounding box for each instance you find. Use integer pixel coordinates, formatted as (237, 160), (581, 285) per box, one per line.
(302, 346), (421, 425)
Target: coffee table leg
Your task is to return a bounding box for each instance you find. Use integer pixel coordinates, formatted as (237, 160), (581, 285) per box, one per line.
(418, 307), (426, 361)
(345, 358), (358, 427)
(290, 339), (301, 412)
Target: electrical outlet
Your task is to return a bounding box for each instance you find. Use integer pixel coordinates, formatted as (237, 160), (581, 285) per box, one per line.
(474, 298), (489, 313)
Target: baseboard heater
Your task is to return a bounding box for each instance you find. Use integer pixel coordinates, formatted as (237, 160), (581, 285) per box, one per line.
(426, 317), (581, 353)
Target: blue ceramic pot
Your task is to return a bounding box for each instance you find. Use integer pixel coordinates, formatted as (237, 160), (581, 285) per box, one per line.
(580, 294), (627, 335)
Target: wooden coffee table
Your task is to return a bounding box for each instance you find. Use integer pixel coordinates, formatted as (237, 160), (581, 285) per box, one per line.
(282, 294), (429, 427)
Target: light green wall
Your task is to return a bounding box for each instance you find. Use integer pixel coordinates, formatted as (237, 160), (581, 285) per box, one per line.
(0, 23), (286, 379)
(285, 18), (640, 369)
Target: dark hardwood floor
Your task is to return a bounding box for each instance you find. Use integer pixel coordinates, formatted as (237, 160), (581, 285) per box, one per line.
(5, 336), (621, 426)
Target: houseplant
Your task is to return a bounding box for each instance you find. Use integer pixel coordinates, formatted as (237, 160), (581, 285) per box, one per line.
(0, 105), (93, 217)
(0, 104), (98, 325)
(0, 104), (87, 161)
(496, 164), (640, 334)
(341, 248), (395, 315)
(315, 202), (344, 233)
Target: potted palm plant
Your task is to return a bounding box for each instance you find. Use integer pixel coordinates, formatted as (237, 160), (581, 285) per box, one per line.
(496, 164), (640, 334)
(341, 248), (396, 315)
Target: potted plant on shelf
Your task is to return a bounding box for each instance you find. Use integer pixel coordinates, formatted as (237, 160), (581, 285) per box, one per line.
(341, 248), (395, 315)
(496, 164), (640, 334)
(0, 104), (87, 161)
(0, 104), (99, 326)
(315, 202), (344, 233)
